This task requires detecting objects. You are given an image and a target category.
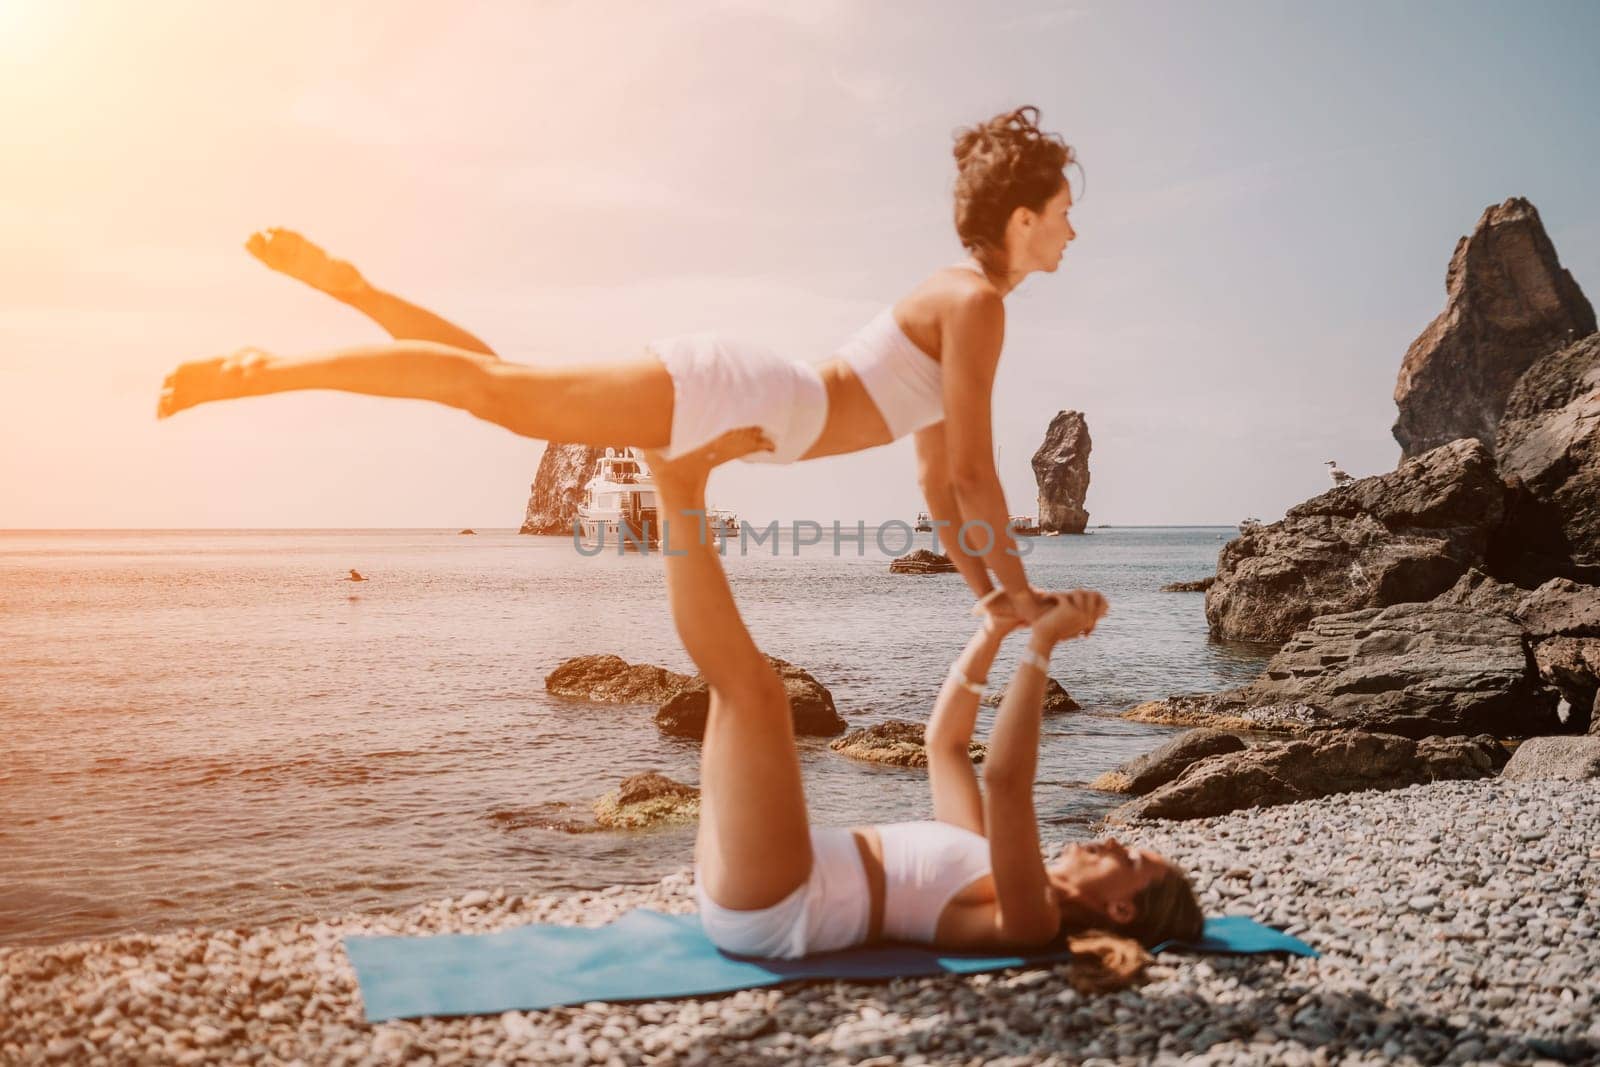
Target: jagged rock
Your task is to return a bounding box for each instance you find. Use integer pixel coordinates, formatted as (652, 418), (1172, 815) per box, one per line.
(593, 772), (700, 829)
(1500, 736), (1600, 780)
(1533, 638), (1600, 733)
(829, 719), (986, 768)
(1032, 411), (1091, 534)
(1234, 601), (1557, 738)
(1204, 440), (1505, 643)
(1127, 600), (1560, 738)
(654, 656), (848, 740)
(1161, 577), (1215, 593)
(545, 654), (692, 705)
(1434, 569), (1600, 639)
(1089, 729), (1246, 794)
(1490, 333), (1600, 582)
(1392, 197), (1594, 460)
(520, 443), (613, 535)
(1123, 694), (1329, 734)
(890, 549), (957, 574)
(981, 676), (1081, 714)
(487, 802), (602, 835)
(1106, 731), (1507, 822)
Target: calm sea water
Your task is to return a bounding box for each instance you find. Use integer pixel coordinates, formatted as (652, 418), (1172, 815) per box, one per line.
(0, 527), (1269, 948)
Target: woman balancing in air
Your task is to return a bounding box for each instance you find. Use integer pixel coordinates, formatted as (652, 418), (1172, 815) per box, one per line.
(157, 106), (1078, 625)
(642, 426), (1201, 965)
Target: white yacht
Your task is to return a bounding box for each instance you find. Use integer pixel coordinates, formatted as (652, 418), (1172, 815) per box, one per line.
(914, 511), (934, 532)
(707, 508), (741, 539)
(576, 449), (662, 551)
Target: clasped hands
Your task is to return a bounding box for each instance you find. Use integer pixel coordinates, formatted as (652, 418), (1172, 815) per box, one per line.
(972, 586), (1108, 644)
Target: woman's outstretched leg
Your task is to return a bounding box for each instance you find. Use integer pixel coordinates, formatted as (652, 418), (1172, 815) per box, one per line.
(645, 428), (814, 911)
(246, 228), (499, 358)
(156, 341), (675, 449)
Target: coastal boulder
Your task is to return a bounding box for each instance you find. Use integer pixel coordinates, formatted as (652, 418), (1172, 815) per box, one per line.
(1106, 731), (1506, 822)
(655, 656), (848, 740)
(1500, 736), (1600, 781)
(1239, 602), (1555, 738)
(1032, 411), (1091, 534)
(520, 443), (612, 535)
(545, 654), (692, 705)
(890, 549), (958, 575)
(829, 719), (987, 768)
(1089, 729), (1246, 794)
(593, 772), (700, 829)
(982, 676), (1081, 715)
(1128, 600), (1560, 738)
(1435, 569), (1600, 731)
(1205, 440), (1506, 643)
(1161, 577), (1215, 593)
(1490, 333), (1600, 582)
(1533, 638), (1600, 733)
(1392, 197), (1595, 460)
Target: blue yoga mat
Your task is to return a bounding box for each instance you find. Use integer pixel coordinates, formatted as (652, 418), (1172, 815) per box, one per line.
(345, 910), (1317, 1022)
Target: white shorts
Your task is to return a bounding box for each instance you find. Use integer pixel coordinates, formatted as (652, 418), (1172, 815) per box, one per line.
(694, 825), (871, 959)
(647, 332), (828, 465)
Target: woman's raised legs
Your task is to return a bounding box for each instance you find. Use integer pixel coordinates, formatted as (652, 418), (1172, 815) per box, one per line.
(645, 428), (815, 911)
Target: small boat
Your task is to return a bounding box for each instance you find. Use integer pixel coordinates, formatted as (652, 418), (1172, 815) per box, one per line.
(576, 449), (662, 551)
(707, 508), (741, 539)
(914, 511), (934, 533)
(1009, 515), (1043, 537)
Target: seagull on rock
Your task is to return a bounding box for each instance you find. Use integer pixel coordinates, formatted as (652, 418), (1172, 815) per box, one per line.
(1325, 460), (1354, 487)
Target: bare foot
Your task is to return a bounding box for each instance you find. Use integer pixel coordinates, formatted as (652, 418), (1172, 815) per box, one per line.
(642, 427), (774, 489)
(246, 228), (367, 298)
(157, 346), (273, 419)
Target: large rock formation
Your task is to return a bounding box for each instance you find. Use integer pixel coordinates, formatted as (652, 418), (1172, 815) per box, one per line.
(1435, 569), (1600, 732)
(1032, 411), (1091, 534)
(1490, 333), (1600, 582)
(520, 443), (612, 535)
(1130, 595), (1563, 739)
(1392, 197), (1594, 460)
(829, 719), (987, 768)
(655, 656), (848, 740)
(1204, 439), (1505, 643)
(1105, 731), (1506, 823)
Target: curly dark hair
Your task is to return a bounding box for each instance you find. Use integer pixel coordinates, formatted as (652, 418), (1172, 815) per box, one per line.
(952, 105), (1077, 270)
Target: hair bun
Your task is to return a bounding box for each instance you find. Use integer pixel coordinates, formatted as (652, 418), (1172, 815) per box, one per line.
(949, 106), (1077, 267)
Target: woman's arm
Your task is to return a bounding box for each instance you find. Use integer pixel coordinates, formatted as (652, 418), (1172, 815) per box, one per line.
(940, 290), (1047, 622)
(925, 617), (1015, 835)
(981, 591), (1108, 943)
(914, 423), (994, 601)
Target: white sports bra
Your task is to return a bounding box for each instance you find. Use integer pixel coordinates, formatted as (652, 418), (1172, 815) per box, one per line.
(873, 820), (993, 943)
(835, 262), (988, 441)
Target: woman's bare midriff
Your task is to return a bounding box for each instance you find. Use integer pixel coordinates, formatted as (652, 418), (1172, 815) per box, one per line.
(799, 362), (894, 459)
(849, 826), (996, 946)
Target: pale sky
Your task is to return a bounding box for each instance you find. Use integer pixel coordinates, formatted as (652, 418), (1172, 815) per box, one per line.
(3, 0), (1597, 528)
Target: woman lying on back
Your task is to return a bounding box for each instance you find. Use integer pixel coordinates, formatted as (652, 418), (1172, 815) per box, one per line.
(644, 427), (1203, 973)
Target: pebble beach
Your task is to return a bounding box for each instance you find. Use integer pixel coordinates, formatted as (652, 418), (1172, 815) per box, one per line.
(4, 777), (1595, 1066)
